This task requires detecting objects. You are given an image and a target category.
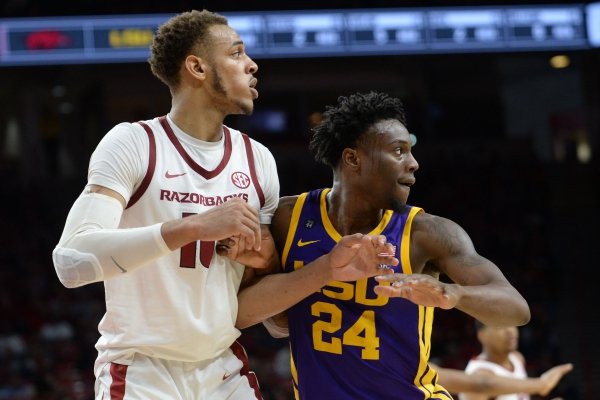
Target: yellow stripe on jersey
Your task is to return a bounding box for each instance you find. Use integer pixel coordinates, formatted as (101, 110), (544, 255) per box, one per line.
(320, 188), (396, 240)
(400, 206), (422, 274)
(319, 189), (341, 241)
(414, 305), (443, 398)
(281, 192), (309, 269)
(402, 207), (449, 398)
(290, 344), (300, 400)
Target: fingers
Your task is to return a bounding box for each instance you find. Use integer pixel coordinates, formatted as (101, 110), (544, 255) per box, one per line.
(356, 235), (399, 268)
(551, 363), (573, 376)
(374, 274), (441, 289)
(373, 274), (453, 307)
(198, 197), (261, 247)
(228, 199), (261, 250)
(375, 255), (399, 269)
(374, 273), (408, 283)
(561, 363), (574, 372)
(340, 233), (366, 249)
(373, 283), (402, 297)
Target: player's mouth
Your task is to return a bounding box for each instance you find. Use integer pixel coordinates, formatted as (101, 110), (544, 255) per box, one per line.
(250, 78), (258, 99)
(398, 178), (415, 188)
(398, 178), (415, 197)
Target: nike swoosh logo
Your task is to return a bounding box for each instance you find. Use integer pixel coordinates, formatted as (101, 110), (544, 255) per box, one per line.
(297, 239), (320, 247)
(165, 171), (187, 179)
(222, 372), (232, 380)
(110, 256), (127, 273)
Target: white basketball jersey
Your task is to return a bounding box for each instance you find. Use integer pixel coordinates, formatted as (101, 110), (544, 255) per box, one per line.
(90, 115), (279, 370)
(459, 352), (529, 400)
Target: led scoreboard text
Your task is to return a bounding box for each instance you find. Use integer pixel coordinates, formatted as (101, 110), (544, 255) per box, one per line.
(0, 4), (596, 66)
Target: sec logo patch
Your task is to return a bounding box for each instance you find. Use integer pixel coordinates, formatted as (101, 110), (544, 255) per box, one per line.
(231, 171), (251, 189)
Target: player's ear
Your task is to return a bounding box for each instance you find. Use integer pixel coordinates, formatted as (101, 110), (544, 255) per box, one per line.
(341, 148), (360, 171)
(184, 54), (206, 81)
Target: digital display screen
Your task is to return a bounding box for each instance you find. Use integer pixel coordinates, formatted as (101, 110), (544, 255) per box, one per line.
(0, 5), (594, 66)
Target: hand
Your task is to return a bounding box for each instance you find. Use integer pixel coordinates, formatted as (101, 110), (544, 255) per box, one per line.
(327, 234), (398, 282)
(191, 197), (262, 250)
(216, 226), (277, 269)
(537, 363), (573, 396)
(373, 273), (460, 309)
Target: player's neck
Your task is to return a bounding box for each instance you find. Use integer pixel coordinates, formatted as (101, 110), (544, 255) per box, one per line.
(326, 187), (385, 235)
(482, 350), (512, 369)
(168, 107), (224, 142)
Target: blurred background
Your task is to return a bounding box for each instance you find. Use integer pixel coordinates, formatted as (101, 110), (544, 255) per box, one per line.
(0, 0), (597, 399)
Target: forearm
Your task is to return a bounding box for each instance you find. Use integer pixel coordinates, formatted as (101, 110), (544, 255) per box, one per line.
(53, 193), (172, 288)
(479, 376), (544, 396)
(461, 374), (543, 395)
(439, 367), (544, 395)
(455, 282), (530, 326)
(236, 254), (332, 328)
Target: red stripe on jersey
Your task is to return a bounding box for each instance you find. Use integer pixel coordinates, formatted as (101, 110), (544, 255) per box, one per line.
(109, 363), (128, 399)
(159, 115), (232, 180)
(127, 121), (156, 209)
(230, 341), (263, 400)
(241, 133), (265, 208)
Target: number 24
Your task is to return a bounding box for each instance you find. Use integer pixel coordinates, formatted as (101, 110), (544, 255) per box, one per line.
(311, 301), (379, 360)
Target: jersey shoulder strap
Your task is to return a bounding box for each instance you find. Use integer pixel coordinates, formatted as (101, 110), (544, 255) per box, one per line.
(126, 120), (157, 209)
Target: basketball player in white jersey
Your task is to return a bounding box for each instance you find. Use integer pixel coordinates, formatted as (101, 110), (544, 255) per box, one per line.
(434, 361), (572, 397)
(457, 321), (566, 400)
(51, 10), (398, 400)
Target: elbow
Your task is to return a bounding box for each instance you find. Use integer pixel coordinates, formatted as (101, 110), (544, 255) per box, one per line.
(235, 317), (256, 330)
(52, 247), (101, 289)
(514, 296), (531, 326)
(518, 305), (532, 326)
(235, 309), (257, 330)
(58, 278), (86, 289)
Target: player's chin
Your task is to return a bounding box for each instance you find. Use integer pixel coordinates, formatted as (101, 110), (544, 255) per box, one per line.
(390, 197), (409, 214)
(239, 100), (254, 116)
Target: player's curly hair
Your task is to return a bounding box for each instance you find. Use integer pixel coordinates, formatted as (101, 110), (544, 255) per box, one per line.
(309, 91), (407, 168)
(148, 10), (228, 88)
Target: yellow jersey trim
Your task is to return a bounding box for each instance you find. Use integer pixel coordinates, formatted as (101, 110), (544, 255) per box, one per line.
(281, 192), (308, 269)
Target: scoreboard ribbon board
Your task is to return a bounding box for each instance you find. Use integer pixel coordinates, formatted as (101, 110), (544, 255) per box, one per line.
(0, 4), (596, 66)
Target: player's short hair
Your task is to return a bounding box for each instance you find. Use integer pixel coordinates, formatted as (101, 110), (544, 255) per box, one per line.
(309, 91), (408, 168)
(148, 10), (228, 88)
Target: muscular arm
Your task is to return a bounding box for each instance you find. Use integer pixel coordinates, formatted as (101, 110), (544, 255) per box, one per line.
(439, 363), (573, 397)
(375, 213), (530, 326)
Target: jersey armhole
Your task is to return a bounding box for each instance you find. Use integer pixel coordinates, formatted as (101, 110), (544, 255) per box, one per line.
(126, 121), (156, 209)
(241, 133), (265, 208)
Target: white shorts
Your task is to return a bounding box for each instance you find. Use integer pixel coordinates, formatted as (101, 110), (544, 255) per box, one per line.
(94, 342), (262, 399)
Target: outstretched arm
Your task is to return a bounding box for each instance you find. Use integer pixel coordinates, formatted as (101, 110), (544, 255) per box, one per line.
(436, 363), (573, 397)
(374, 213), (530, 326)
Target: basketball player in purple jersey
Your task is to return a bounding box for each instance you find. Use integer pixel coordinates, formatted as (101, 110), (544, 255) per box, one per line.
(52, 11), (398, 400)
(229, 91), (531, 399)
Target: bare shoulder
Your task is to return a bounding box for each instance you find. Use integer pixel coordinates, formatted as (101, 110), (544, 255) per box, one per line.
(513, 350), (526, 364)
(411, 211), (475, 256)
(412, 212), (466, 241)
(271, 195), (300, 250)
(273, 195), (299, 224)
